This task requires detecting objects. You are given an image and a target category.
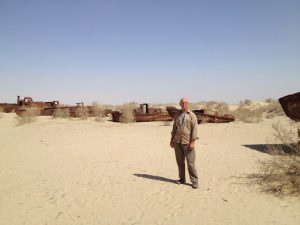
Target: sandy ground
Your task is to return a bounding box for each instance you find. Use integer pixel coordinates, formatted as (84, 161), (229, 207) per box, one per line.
(0, 113), (299, 225)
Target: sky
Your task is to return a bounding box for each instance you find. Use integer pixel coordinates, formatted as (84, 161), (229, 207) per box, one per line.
(0, 0), (299, 105)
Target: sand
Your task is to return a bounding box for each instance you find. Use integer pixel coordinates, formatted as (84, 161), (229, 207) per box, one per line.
(0, 113), (299, 225)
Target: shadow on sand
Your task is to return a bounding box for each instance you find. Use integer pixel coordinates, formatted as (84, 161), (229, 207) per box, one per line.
(243, 144), (297, 155)
(133, 173), (178, 184)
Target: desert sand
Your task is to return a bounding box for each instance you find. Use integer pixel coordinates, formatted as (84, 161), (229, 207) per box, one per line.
(0, 113), (299, 225)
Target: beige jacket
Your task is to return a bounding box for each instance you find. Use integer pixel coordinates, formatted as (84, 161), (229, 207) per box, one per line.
(171, 110), (198, 144)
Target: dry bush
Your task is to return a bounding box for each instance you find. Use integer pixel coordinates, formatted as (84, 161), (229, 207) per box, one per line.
(53, 108), (70, 118)
(271, 121), (299, 153)
(92, 101), (105, 122)
(239, 99), (253, 107)
(249, 121), (300, 196)
(118, 103), (135, 123)
(0, 106), (3, 118)
(265, 98), (276, 103)
(263, 101), (285, 119)
(215, 102), (231, 115)
(203, 101), (218, 111)
(253, 156), (300, 196)
(233, 106), (263, 123)
(17, 107), (40, 125)
(75, 106), (89, 120)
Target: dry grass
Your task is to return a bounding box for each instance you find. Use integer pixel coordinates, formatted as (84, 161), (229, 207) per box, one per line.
(17, 107), (40, 125)
(263, 101), (285, 119)
(249, 121), (300, 196)
(53, 107), (70, 118)
(75, 106), (89, 120)
(233, 99), (285, 122)
(240, 99), (253, 106)
(0, 106), (3, 118)
(118, 103), (135, 123)
(233, 106), (263, 123)
(92, 101), (105, 122)
(215, 102), (231, 115)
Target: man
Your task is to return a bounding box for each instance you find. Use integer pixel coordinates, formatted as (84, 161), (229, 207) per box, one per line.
(170, 97), (199, 189)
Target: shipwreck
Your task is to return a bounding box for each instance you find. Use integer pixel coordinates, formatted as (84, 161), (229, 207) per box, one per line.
(166, 106), (235, 124)
(111, 103), (172, 122)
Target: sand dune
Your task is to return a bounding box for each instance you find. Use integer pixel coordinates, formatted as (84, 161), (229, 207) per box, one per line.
(0, 113), (299, 225)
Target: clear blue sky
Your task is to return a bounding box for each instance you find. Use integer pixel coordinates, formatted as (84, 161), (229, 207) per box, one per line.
(0, 0), (299, 105)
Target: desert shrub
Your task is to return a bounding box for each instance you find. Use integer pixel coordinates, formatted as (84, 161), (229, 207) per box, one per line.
(53, 108), (70, 118)
(17, 107), (40, 125)
(239, 99), (253, 107)
(92, 101), (105, 122)
(254, 156), (300, 196)
(271, 121), (299, 154)
(265, 98), (276, 103)
(0, 106), (3, 118)
(249, 121), (300, 196)
(119, 103), (135, 123)
(215, 102), (231, 115)
(234, 106), (263, 123)
(75, 106), (89, 120)
(203, 101), (218, 111)
(264, 101), (285, 119)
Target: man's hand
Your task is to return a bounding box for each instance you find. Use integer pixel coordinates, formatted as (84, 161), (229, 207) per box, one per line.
(188, 141), (195, 150)
(170, 140), (174, 148)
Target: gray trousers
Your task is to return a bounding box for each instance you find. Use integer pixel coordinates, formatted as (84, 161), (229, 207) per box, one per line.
(174, 142), (198, 184)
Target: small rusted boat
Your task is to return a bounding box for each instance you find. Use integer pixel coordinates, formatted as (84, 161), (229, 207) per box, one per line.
(111, 103), (172, 122)
(166, 106), (235, 124)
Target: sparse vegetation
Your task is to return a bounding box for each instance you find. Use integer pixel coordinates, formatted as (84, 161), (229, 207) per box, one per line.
(75, 106), (89, 120)
(53, 107), (70, 118)
(215, 102), (231, 115)
(92, 101), (105, 122)
(249, 121), (300, 196)
(232, 99), (286, 122)
(233, 106), (263, 123)
(17, 107), (40, 125)
(263, 101), (285, 119)
(239, 99), (253, 107)
(0, 106), (3, 118)
(118, 103), (135, 123)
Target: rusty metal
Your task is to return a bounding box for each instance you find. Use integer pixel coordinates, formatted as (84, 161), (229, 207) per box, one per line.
(12, 96), (110, 118)
(111, 103), (172, 122)
(166, 106), (235, 124)
(15, 96), (60, 116)
(0, 103), (17, 113)
(278, 92), (300, 122)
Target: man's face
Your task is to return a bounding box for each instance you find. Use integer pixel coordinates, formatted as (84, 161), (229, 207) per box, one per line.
(180, 98), (189, 111)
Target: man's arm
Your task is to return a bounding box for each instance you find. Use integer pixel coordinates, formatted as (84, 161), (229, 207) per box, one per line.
(189, 114), (198, 150)
(170, 121), (176, 148)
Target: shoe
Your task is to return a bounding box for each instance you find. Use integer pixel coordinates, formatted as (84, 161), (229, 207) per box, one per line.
(176, 179), (186, 184)
(192, 183), (199, 189)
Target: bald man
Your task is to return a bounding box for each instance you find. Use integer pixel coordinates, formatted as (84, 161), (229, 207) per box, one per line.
(170, 97), (199, 189)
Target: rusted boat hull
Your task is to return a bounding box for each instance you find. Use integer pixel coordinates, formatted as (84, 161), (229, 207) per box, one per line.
(279, 92), (300, 122)
(111, 103), (172, 122)
(135, 113), (172, 122)
(111, 111), (172, 122)
(166, 106), (235, 124)
(0, 103), (18, 113)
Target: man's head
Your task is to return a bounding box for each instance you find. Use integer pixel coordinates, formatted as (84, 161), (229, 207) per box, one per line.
(179, 97), (189, 112)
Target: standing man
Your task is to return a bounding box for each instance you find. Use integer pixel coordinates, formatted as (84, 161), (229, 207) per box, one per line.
(170, 97), (199, 189)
